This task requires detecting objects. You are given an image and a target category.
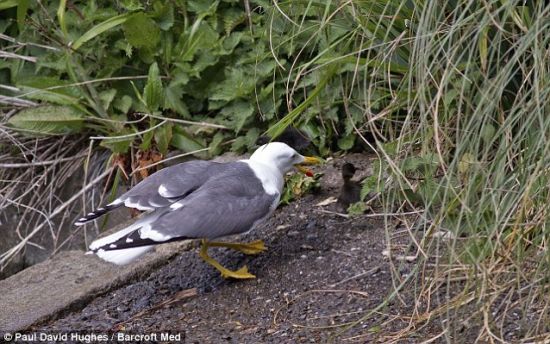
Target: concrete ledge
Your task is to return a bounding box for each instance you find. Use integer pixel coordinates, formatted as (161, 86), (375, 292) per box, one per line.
(0, 232), (191, 332)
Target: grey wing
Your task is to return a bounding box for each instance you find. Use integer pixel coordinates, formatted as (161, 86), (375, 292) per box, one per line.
(75, 160), (221, 225)
(117, 160), (221, 210)
(142, 176), (279, 240)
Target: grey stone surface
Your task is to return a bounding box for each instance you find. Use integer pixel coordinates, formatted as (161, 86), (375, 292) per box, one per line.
(0, 233), (192, 332)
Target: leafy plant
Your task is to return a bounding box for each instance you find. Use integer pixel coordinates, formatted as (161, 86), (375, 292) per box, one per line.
(280, 172), (322, 205)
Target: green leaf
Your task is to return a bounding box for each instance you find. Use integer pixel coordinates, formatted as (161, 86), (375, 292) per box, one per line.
(119, 0), (143, 11)
(337, 134), (355, 150)
(57, 0), (68, 37)
(72, 12), (133, 50)
(209, 131), (226, 156)
(231, 136), (248, 153)
(171, 128), (206, 157)
(153, 2), (174, 30)
(16, 0), (29, 32)
(113, 95), (133, 114)
(188, 0), (218, 15)
(164, 84), (189, 118)
(222, 32), (243, 52)
(17, 86), (82, 107)
(360, 175), (379, 201)
(8, 106), (84, 135)
(143, 62), (164, 111)
(480, 123), (495, 145)
(140, 129), (154, 151)
(154, 122), (173, 154)
(0, 0), (18, 10)
(347, 202), (367, 215)
(210, 69), (255, 108)
(123, 12), (160, 50)
(220, 100), (254, 132)
(100, 135), (133, 153)
(99, 89), (117, 111)
(245, 128), (261, 149)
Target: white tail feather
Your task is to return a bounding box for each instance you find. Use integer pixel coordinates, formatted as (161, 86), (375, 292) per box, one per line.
(88, 212), (163, 264)
(89, 221), (143, 251)
(94, 246), (154, 265)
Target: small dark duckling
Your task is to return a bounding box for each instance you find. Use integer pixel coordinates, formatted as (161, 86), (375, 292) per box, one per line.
(337, 162), (361, 211)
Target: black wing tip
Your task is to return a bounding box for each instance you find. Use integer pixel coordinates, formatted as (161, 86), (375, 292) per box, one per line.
(93, 233), (191, 252)
(74, 203), (122, 226)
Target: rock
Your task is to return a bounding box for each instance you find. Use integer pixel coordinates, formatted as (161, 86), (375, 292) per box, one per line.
(287, 230), (300, 237)
(0, 220), (192, 332)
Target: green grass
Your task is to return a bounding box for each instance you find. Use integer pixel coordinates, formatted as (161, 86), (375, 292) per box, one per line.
(266, 0), (549, 341)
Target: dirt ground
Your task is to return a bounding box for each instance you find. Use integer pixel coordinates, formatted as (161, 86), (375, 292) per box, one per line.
(35, 154), (443, 343)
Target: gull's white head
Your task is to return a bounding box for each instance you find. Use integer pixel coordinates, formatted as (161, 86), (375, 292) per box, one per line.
(250, 142), (319, 174)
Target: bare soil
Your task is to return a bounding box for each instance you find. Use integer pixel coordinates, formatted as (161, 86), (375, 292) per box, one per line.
(34, 154), (443, 343)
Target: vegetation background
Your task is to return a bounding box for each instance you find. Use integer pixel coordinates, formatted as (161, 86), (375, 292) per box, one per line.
(1, 0), (548, 341)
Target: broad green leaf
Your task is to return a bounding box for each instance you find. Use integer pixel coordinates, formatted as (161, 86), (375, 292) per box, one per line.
(231, 136), (248, 153)
(113, 95), (133, 114)
(245, 128), (261, 149)
(174, 20), (218, 63)
(100, 136), (133, 153)
(210, 69), (255, 103)
(0, 0), (18, 10)
(16, 85), (82, 107)
(171, 128), (206, 157)
(99, 89), (117, 111)
(143, 62), (164, 111)
(188, 0), (218, 15)
(8, 106), (84, 135)
(119, 0), (143, 11)
(360, 175), (379, 201)
(222, 31), (243, 52)
(153, 2), (174, 30)
(72, 12), (133, 50)
(209, 131), (226, 156)
(154, 122), (173, 154)
(164, 84), (190, 118)
(123, 12), (160, 49)
(337, 134), (355, 150)
(254, 60), (277, 78)
(140, 129), (154, 151)
(220, 100), (254, 132)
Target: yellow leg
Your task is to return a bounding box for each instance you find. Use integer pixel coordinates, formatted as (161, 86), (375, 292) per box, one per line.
(199, 240), (256, 279)
(206, 239), (267, 255)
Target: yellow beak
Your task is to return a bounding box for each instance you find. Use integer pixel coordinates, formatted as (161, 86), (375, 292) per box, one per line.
(302, 156), (321, 165)
(295, 156), (321, 176)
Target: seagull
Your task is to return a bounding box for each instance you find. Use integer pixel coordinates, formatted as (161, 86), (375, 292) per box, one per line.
(337, 162), (361, 211)
(76, 142), (320, 279)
